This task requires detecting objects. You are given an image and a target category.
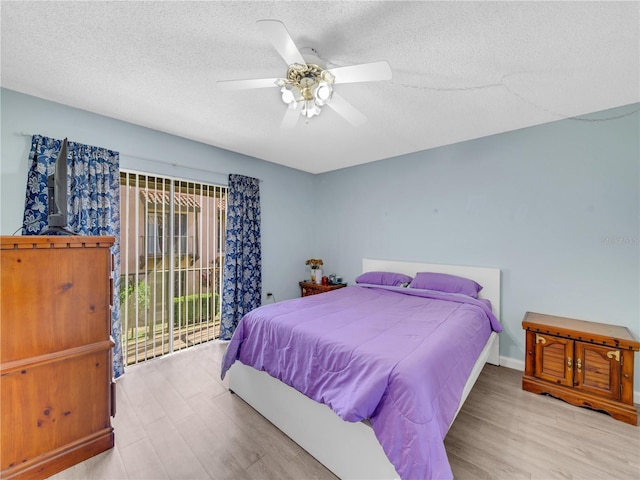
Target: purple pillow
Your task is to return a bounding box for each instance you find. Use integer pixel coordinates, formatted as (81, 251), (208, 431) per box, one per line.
(355, 271), (413, 287)
(409, 272), (483, 298)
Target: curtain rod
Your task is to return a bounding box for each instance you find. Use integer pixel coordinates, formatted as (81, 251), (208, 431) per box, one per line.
(18, 131), (261, 181)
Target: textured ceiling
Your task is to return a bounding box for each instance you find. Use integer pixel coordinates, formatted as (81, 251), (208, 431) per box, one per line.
(1, 1), (638, 174)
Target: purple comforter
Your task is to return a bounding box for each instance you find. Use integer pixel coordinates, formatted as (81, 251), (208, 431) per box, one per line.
(221, 285), (502, 479)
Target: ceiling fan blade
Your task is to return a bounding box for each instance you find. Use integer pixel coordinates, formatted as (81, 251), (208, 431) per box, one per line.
(256, 19), (305, 66)
(328, 61), (392, 84)
(327, 92), (368, 127)
(217, 78), (280, 91)
(280, 105), (300, 129)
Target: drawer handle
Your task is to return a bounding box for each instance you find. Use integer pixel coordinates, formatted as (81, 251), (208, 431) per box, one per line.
(535, 334), (546, 344)
(576, 358), (582, 373)
(567, 357), (572, 370)
(606, 350), (620, 362)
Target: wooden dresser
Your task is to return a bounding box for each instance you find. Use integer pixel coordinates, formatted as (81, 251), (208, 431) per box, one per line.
(522, 311), (639, 425)
(1, 236), (116, 479)
(299, 281), (347, 297)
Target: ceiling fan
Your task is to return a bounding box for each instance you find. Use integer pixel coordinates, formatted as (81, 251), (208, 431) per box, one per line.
(217, 19), (392, 128)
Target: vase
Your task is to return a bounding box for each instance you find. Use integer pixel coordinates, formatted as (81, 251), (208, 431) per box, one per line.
(315, 268), (323, 284)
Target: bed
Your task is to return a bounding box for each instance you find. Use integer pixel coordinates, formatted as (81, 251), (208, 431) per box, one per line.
(221, 258), (501, 479)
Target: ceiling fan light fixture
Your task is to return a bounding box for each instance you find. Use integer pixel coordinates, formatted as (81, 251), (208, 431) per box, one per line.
(321, 70), (335, 84)
(313, 81), (333, 105)
(278, 62), (337, 118)
(280, 84), (301, 104)
(302, 99), (321, 119)
(278, 62), (331, 117)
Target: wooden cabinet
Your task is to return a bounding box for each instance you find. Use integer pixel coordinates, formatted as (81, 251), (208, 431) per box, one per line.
(1, 236), (116, 479)
(522, 311), (639, 425)
(299, 281), (347, 297)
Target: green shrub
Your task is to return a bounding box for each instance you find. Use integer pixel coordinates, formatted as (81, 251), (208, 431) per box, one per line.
(173, 293), (220, 326)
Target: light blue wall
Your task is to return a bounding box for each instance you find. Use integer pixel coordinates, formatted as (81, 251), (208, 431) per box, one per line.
(0, 88), (315, 302)
(315, 103), (640, 386)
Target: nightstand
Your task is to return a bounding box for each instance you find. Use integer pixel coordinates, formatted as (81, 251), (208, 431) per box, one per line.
(299, 281), (347, 297)
(522, 311), (640, 425)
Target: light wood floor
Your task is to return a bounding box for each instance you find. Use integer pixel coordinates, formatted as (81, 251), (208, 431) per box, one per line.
(50, 341), (640, 479)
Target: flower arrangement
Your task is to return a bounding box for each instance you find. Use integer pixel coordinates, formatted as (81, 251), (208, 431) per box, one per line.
(305, 258), (323, 270)
(306, 258), (324, 283)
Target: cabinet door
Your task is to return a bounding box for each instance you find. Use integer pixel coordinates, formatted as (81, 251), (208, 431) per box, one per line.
(575, 342), (621, 400)
(534, 333), (573, 386)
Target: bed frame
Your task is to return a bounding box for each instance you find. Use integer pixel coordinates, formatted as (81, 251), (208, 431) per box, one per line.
(228, 258), (501, 479)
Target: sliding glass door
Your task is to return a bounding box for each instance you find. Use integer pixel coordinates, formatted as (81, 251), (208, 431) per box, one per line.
(119, 171), (226, 365)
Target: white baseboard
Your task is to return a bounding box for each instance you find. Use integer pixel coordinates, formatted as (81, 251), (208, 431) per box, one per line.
(499, 355), (525, 371)
(498, 355), (640, 407)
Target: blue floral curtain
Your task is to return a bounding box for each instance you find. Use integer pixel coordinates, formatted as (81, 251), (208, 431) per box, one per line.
(22, 135), (125, 378)
(220, 174), (262, 340)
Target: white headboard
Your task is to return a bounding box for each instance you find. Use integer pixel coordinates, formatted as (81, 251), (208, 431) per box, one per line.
(362, 258), (501, 321)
